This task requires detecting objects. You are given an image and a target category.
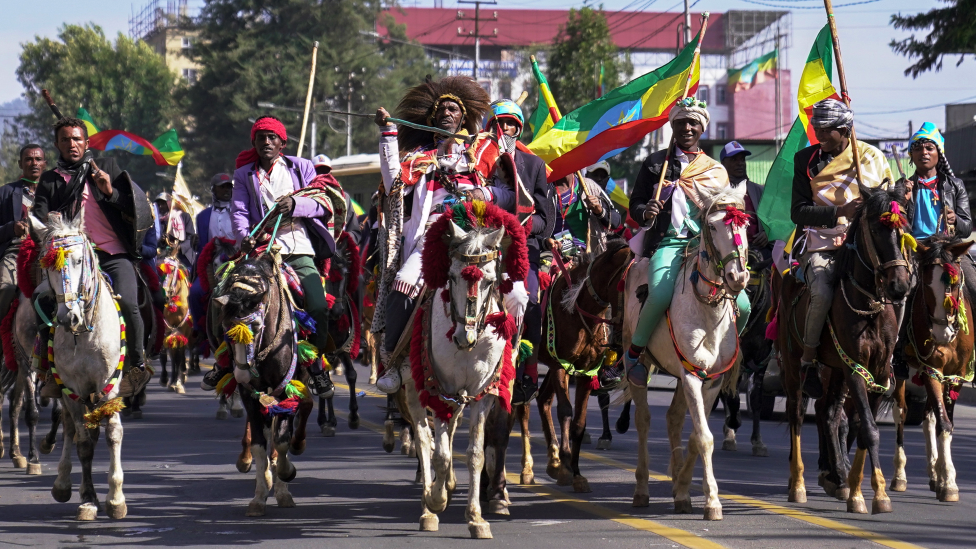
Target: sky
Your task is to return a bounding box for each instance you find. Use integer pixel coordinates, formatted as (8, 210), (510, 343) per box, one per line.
(2, 0), (974, 138)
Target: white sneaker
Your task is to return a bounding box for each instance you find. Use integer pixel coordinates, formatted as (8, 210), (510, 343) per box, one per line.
(376, 365), (402, 394)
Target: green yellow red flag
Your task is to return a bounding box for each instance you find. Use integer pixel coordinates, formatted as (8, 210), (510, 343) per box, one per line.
(527, 57), (562, 142)
(727, 49), (778, 92)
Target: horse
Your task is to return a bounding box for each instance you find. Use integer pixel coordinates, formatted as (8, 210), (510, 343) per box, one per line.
(401, 201), (525, 539)
(528, 240), (631, 497)
(35, 212), (129, 520)
(774, 181), (911, 514)
(318, 232), (361, 436)
(622, 189), (750, 520)
(157, 253), (192, 394)
(214, 251), (314, 517)
(890, 235), (973, 502)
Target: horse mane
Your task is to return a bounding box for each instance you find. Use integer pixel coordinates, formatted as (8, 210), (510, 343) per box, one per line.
(917, 234), (961, 267)
(39, 212), (84, 244)
(833, 179), (907, 283)
(220, 255), (274, 320)
(560, 239), (629, 313)
(696, 187), (745, 217)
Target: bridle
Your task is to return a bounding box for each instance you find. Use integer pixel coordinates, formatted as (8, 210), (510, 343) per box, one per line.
(159, 257), (191, 334)
(445, 244), (502, 349)
(841, 200), (913, 316)
(691, 201), (748, 307)
(917, 256), (965, 333)
(42, 233), (101, 334)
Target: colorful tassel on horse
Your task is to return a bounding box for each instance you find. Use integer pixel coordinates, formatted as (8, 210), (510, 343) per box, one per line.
(517, 339), (534, 365)
(40, 246), (67, 271)
(471, 199), (487, 225)
(733, 233), (743, 247)
(262, 396), (301, 417)
(297, 340), (319, 366)
(215, 372), (236, 396)
(445, 325), (456, 341)
(604, 349), (618, 366)
(285, 379), (311, 401)
(881, 201), (909, 229)
(959, 301), (969, 334)
(165, 333), (189, 348)
(486, 312), (517, 341)
(325, 293), (336, 308)
(724, 205), (749, 228)
(215, 340), (229, 358)
(83, 397), (125, 429)
(539, 271), (552, 291)
(293, 309), (317, 333)
(452, 202), (471, 230)
(227, 322), (254, 345)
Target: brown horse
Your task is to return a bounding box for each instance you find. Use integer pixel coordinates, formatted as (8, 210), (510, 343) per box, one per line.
(533, 240), (632, 494)
(775, 181), (911, 514)
(891, 235), (973, 501)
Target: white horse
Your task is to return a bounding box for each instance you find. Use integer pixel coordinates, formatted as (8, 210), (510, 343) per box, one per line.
(35, 212), (128, 521)
(403, 221), (512, 539)
(623, 189), (750, 520)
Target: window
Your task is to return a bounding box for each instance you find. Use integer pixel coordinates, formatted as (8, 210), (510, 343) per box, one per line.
(181, 68), (198, 84)
(181, 37), (192, 49)
(499, 80), (512, 100)
(716, 123), (729, 141)
(717, 86), (727, 105)
(697, 85), (709, 104)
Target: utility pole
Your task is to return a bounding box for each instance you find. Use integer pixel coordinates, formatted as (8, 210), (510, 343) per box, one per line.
(347, 71), (353, 156)
(683, 0), (692, 45)
(458, 0), (497, 80)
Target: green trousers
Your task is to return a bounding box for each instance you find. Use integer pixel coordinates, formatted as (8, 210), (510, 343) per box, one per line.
(631, 236), (751, 349)
(283, 254), (330, 351)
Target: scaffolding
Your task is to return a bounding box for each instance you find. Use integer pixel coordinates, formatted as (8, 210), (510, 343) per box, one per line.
(725, 10), (791, 70)
(129, 0), (189, 41)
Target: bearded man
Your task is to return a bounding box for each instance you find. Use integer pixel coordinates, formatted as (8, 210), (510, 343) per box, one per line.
(0, 144), (45, 322)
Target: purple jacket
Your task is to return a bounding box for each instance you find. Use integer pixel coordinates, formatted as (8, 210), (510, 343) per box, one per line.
(231, 155), (335, 257)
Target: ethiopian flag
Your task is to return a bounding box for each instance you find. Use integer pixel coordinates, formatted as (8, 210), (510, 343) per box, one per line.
(78, 108), (185, 166)
(727, 49), (778, 92)
(527, 57), (562, 142)
(528, 29), (701, 182)
(756, 25), (840, 242)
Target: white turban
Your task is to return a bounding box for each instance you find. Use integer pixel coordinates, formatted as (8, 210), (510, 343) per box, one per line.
(668, 97), (710, 131)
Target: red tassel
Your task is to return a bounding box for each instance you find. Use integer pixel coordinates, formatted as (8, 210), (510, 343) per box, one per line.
(499, 279), (514, 294)
(616, 278), (626, 292)
(337, 314), (350, 333)
(16, 237), (38, 298)
(440, 289), (451, 302)
(911, 372), (924, 387)
(326, 294), (336, 308)
(539, 271), (552, 291)
(1, 298), (19, 372)
(461, 265), (484, 282)
(446, 325), (456, 341)
(486, 312), (517, 341)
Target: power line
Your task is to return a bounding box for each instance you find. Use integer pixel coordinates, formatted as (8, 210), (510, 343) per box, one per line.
(857, 93), (976, 115)
(739, 0), (879, 8)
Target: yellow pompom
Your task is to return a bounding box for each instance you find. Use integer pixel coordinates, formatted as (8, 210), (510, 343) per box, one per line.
(227, 322), (254, 344)
(472, 200), (487, 225)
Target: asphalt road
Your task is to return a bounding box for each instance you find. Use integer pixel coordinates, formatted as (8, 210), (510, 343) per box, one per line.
(1, 360), (973, 548)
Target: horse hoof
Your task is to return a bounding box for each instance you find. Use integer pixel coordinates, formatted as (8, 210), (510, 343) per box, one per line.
(52, 485), (72, 503)
(822, 478), (838, 498)
(674, 498), (693, 514)
(106, 501), (127, 519)
(872, 498), (892, 514)
(76, 503), (98, 521)
(12, 456), (27, 468)
(939, 488), (959, 502)
(236, 459), (253, 474)
(546, 462), (561, 480)
(159, 375), (168, 387)
(890, 478), (908, 492)
(573, 476), (592, 493)
(321, 425), (336, 437)
(847, 497), (868, 514)
(369, 375), (377, 385)
(246, 502), (266, 517)
(487, 499), (509, 515)
(26, 463), (42, 476)
(834, 487), (850, 502)
(581, 432), (591, 444)
(279, 464), (298, 483)
(216, 409), (229, 420)
(752, 444), (768, 457)
(131, 410), (143, 420)
(722, 439), (737, 452)
(230, 408), (244, 418)
(633, 494), (650, 507)
(556, 467), (574, 486)
(348, 416), (360, 430)
(276, 493), (296, 508)
(174, 384), (185, 395)
(400, 441), (411, 455)
(817, 471), (827, 487)
(704, 506), (723, 521)
(596, 438), (611, 450)
(40, 441), (55, 455)
(788, 488), (807, 503)
(468, 521), (493, 539)
(929, 479), (938, 492)
(520, 472), (535, 485)
(419, 514), (439, 531)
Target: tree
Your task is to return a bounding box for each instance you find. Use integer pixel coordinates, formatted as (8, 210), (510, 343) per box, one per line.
(15, 24), (184, 193)
(890, 0), (976, 78)
(183, 0), (439, 184)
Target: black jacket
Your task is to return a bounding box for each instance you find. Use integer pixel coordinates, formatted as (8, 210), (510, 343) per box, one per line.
(791, 144), (842, 230)
(0, 179), (32, 258)
(34, 157), (146, 259)
(630, 148), (684, 257)
(905, 172), (972, 238)
(490, 150), (556, 265)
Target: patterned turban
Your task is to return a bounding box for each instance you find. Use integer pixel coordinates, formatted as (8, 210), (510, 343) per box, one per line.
(810, 99), (854, 130)
(910, 121), (944, 154)
(668, 97), (710, 131)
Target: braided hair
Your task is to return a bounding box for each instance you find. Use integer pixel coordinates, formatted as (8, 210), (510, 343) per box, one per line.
(910, 138), (956, 182)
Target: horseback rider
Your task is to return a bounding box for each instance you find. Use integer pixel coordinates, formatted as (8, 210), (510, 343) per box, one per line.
(479, 99), (557, 403)
(32, 117), (153, 398)
(371, 76), (499, 394)
(624, 98), (751, 385)
(190, 173), (235, 368)
(0, 144), (45, 324)
(790, 98), (895, 398)
(206, 116), (336, 397)
(154, 192), (198, 271)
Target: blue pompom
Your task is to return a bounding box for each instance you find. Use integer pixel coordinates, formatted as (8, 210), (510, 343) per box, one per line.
(293, 309), (317, 333)
(690, 270), (700, 284)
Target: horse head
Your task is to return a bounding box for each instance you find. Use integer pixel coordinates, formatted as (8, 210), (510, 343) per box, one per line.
(39, 211), (98, 334)
(915, 235), (972, 344)
(853, 180), (913, 301)
(445, 221), (505, 350)
(215, 255), (274, 369)
(698, 189), (750, 293)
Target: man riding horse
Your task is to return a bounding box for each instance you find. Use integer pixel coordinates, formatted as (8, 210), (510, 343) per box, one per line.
(624, 98), (750, 384)
(32, 117), (153, 399)
(0, 145), (45, 327)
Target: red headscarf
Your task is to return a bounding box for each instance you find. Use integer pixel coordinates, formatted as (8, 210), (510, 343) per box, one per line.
(236, 118), (289, 169)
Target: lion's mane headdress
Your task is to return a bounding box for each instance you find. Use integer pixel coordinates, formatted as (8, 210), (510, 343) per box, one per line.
(394, 75), (490, 154)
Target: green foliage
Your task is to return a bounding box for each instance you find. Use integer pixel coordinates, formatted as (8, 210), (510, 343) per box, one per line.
(15, 24), (184, 194)
(890, 0), (976, 78)
(183, 0), (438, 185)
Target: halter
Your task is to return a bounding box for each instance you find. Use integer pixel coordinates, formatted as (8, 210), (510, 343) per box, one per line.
(445, 245), (502, 348)
(227, 303), (267, 378)
(42, 233), (100, 334)
(159, 258), (191, 344)
(841, 201), (913, 316)
(691, 201), (748, 307)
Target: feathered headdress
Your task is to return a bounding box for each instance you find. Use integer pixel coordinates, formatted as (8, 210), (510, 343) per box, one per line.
(395, 75), (490, 154)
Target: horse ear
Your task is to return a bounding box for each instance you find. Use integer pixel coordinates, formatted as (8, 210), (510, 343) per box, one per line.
(449, 221), (467, 241)
(915, 241), (930, 255)
(484, 226), (506, 249)
(26, 214), (44, 235)
(214, 295), (230, 306)
(947, 240), (974, 259)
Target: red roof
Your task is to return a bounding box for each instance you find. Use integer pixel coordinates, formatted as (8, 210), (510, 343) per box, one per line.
(379, 7), (726, 52)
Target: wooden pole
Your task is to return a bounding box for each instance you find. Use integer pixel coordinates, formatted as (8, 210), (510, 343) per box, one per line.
(514, 90), (529, 106)
(823, 0), (864, 185)
(652, 12), (710, 202)
(297, 41), (319, 158)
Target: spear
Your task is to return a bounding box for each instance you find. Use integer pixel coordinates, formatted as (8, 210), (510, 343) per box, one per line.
(823, 0), (864, 185)
(297, 41), (319, 157)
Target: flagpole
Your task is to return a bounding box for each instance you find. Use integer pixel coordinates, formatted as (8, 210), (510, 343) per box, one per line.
(652, 12), (709, 202)
(774, 19), (782, 153)
(297, 41), (319, 158)
(822, 0), (863, 185)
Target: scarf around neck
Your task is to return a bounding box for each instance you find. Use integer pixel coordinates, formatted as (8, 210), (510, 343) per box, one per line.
(55, 149), (96, 220)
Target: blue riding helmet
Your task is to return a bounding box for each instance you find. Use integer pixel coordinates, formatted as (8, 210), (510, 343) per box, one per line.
(484, 99), (524, 135)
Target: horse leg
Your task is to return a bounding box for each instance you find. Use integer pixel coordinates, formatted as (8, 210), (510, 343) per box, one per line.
(569, 379), (592, 493)
(596, 392), (612, 450)
(669, 381), (695, 514)
(230, 391), (245, 418)
(682, 375), (723, 520)
(104, 410), (126, 519)
(318, 395), (335, 437)
(823, 371), (851, 501)
(518, 403), (534, 485)
(246, 414), (272, 517)
(632, 379), (652, 507)
(274, 416), (297, 508)
(616, 398), (632, 434)
(721, 381), (741, 452)
(52, 400), (74, 504)
(890, 379), (908, 492)
(382, 394), (396, 453)
(159, 350), (168, 387)
(404, 381), (437, 531)
(65, 400), (99, 520)
(289, 396), (313, 456)
(784, 354), (807, 503)
(536, 368), (560, 479)
(343, 353), (359, 429)
(554, 370), (574, 486)
(486, 402), (514, 515)
(845, 375), (890, 514)
(22, 370), (41, 474)
(237, 416), (253, 473)
(8, 372), (26, 468)
(921, 376), (957, 501)
(446, 408), (462, 496)
(425, 417), (452, 514)
(938, 394), (958, 502)
(465, 397), (493, 539)
(129, 387), (143, 419)
(41, 397), (62, 455)
(217, 393), (230, 420)
(749, 369), (768, 457)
